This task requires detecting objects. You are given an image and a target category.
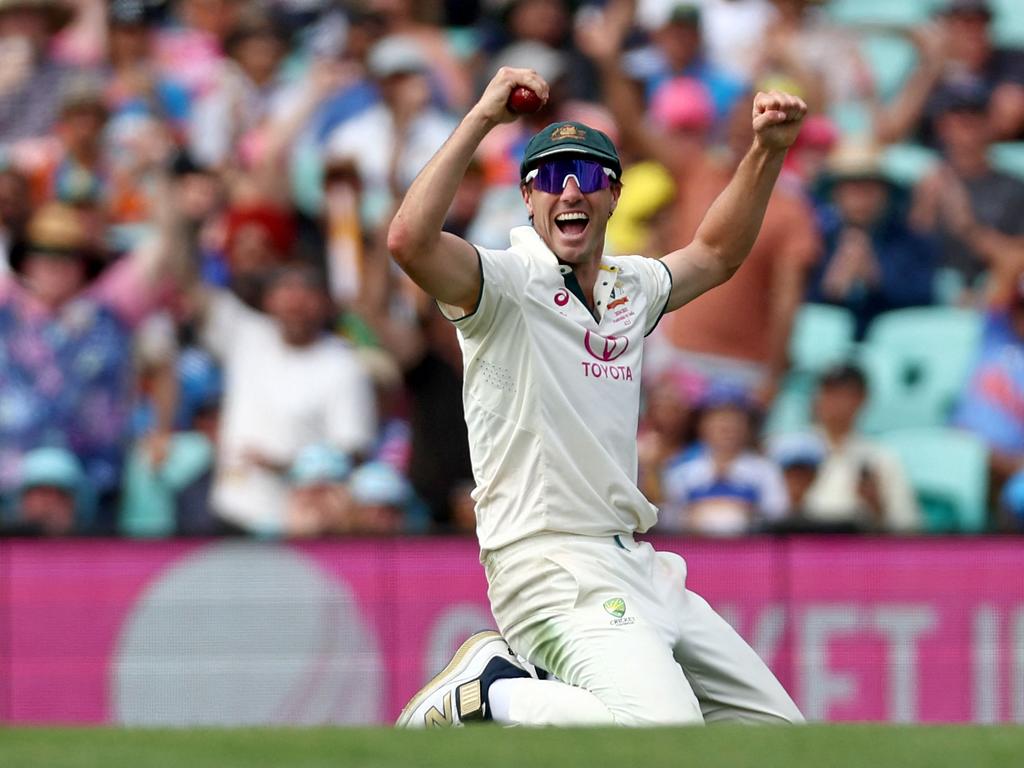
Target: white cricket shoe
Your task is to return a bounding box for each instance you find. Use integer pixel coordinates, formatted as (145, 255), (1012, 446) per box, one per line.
(396, 630), (528, 728)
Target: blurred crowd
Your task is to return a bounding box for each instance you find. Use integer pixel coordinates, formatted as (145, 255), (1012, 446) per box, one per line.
(3, 0), (1024, 538)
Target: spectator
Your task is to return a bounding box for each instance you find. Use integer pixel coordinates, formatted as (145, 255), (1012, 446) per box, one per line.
(910, 81), (1024, 292)
(754, 0), (874, 114)
(188, 7), (291, 168)
(808, 142), (936, 338)
(637, 370), (699, 505)
(105, 0), (191, 130)
(635, 1), (746, 127)
(776, 364), (920, 532)
(660, 388), (788, 535)
(193, 262), (377, 536)
(952, 274), (1024, 509)
(120, 346), (221, 538)
(325, 34), (456, 229)
(0, 0), (78, 145)
(349, 460), (412, 535)
(285, 443), (354, 537)
(367, 0), (472, 110)
(876, 0), (1024, 147)
(3, 446), (91, 536)
(46, 76), (109, 208)
(766, 430), (827, 521)
(0, 185), (182, 527)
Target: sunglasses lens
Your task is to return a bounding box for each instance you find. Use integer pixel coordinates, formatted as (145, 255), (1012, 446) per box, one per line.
(531, 159), (611, 194)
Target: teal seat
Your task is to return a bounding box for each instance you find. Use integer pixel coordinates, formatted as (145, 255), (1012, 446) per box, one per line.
(789, 303), (857, 374)
(860, 35), (919, 103)
(882, 143), (939, 186)
(875, 427), (989, 532)
(827, 0), (933, 27)
(764, 371), (816, 436)
(990, 143), (1024, 182)
(860, 307), (982, 431)
(991, 0), (1024, 46)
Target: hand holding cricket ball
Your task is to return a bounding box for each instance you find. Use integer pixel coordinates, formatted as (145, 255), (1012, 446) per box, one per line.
(470, 67), (550, 127)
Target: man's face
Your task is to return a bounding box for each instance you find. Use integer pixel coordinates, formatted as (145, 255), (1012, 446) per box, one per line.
(521, 160), (620, 265)
(263, 273), (329, 347)
(833, 178), (889, 228)
(653, 22), (701, 72)
(699, 405), (750, 456)
(945, 11), (991, 69)
(815, 382), (866, 433)
(22, 252), (87, 306)
(937, 109), (990, 156)
(20, 485), (76, 535)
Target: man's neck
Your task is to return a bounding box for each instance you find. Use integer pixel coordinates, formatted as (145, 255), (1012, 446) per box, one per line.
(949, 150), (990, 180)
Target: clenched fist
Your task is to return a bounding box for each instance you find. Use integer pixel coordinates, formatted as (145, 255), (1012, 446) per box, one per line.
(469, 67), (550, 128)
(752, 91), (807, 151)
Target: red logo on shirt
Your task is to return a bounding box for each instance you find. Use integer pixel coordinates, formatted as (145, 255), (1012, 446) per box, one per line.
(584, 330), (629, 362)
(554, 289), (570, 307)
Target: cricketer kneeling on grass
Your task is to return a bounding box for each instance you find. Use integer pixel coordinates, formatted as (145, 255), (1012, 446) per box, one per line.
(388, 66), (807, 727)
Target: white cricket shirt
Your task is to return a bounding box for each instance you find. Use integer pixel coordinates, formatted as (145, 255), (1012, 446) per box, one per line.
(445, 226), (673, 552)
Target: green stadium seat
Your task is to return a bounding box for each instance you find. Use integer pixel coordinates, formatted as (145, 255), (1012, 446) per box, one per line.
(991, 0), (1024, 46)
(827, 0), (934, 27)
(882, 143), (940, 186)
(764, 371), (816, 436)
(860, 34), (919, 103)
(989, 143), (1024, 182)
(859, 307), (983, 431)
(875, 427), (989, 532)
(789, 303), (857, 374)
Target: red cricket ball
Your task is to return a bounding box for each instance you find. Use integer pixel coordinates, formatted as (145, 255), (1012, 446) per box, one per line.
(507, 86), (543, 114)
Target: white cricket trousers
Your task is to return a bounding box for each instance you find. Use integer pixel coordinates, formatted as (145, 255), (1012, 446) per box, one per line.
(482, 532), (804, 727)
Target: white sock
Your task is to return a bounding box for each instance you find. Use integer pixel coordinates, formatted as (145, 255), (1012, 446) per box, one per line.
(488, 678), (614, 726)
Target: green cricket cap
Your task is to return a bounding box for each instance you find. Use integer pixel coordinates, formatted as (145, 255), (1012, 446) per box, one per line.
(519, 121), (622, 182)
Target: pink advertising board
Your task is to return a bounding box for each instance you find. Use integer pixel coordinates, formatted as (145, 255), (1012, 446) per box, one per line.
(0, 537), (1022, 725)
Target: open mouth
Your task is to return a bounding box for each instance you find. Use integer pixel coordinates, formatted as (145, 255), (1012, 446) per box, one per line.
(555, 211), (589, 237)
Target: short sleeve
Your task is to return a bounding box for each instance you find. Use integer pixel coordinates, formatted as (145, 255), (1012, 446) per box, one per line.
(624, 255), (672, 336)
(201, 289), (262, 360)
(439, 245), (529, 339)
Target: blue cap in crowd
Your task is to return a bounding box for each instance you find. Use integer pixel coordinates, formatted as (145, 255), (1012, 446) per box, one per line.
(350, 461), (411, 507)
(289, 444), (353, 487)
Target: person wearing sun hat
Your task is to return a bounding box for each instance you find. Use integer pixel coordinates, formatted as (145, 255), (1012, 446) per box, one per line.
(390, 61), (807, 727)
(0, 0), (79, 143)
(807, 140), (936, 338)
(0, 162), (186, 526)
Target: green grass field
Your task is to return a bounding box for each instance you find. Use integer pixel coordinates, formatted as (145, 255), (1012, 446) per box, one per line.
(3, 725), (1023, 768)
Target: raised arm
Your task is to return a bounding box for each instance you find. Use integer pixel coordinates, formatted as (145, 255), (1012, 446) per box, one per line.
(660, 91), (807, 312)
(386, 67), (548, 313)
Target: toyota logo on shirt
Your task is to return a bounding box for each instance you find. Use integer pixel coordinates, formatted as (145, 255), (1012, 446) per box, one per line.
(583, 330), (629, 362)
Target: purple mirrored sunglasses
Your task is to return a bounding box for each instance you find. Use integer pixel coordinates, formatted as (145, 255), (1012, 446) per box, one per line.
(523, 157), (617, 194)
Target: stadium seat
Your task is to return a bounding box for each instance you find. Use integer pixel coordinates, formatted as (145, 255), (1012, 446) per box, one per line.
(875, 427), (989, 532)
(789, 303), (857, 374)
(859, 307), (983, 431)
(991, 0), (1024, 46)
(882, 143), (940, 186)
(860, 35), (919, 103)
(764, 371), (815, 436)
(827, 0), (934, 27)
(990, 143), (1024, 182)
